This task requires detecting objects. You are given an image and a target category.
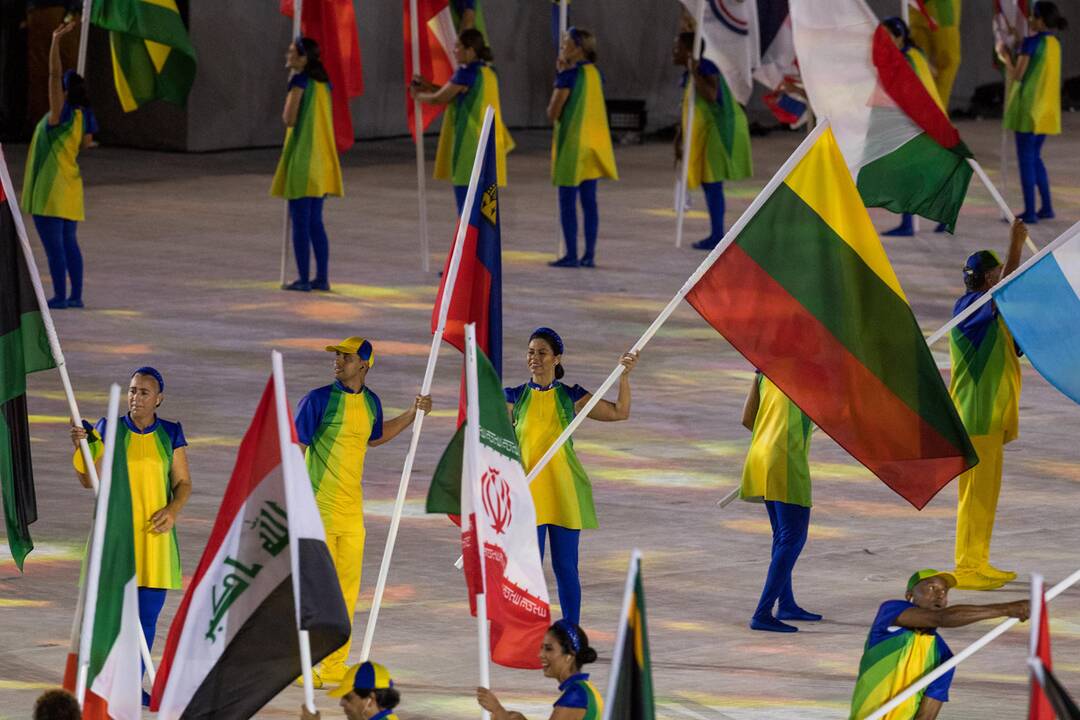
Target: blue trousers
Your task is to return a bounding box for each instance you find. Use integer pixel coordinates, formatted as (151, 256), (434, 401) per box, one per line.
(454, 184), (469, 216)
(138, 587), (166, 675)
(33, 215), (82, 302)
(752, 501), (810, 620)
(537, 524), (581, 625)
(558, 180), (598, 261)
(288, 197), (329, 284)
(702, 182), (725, 242)
(1015, 132), (1051, 217)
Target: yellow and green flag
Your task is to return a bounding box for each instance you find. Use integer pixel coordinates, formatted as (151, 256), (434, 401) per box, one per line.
(91, 0), (196, 112)
(604, 551), (654, 720)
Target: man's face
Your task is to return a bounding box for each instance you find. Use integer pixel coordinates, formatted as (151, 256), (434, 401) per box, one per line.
(333, 351), (369, 386)
(985, 265), (1004, 288)
(339, 690), (373, 720)
(907, 577), (950, 610)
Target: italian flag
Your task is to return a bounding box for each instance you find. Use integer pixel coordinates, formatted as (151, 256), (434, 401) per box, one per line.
(791, 0), (973, 232)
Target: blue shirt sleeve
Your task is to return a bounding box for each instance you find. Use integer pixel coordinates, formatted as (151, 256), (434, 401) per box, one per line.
(453, 0), (476, 11)
(867, 600), (916, 647)
(93, 417), (108, 443)
(162, 420), (188, 450)
(1019, 34), (1041, 57)
(288, 72), (309, 91)
(83, 109), (99, 136)
(367, 389), (384, 442)
(504, 384), (525, 405)
(953, 290), (997, 333)
(553, 683), (589, 709)
(565, 383), (589, 403)
(451, 63), (479, 88)
(697, 57), (720, 77)
(555, 66), (578, 89)
(295, 386), (330, 447)
(924, 636), (955, 702)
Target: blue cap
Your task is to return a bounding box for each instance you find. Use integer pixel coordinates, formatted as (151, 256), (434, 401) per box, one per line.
(328, 661), (393, 698)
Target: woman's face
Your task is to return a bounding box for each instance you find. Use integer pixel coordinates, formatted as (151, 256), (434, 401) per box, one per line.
(526, 338), (559, 378)
(560, 35), (582, 63)
(128, 374), (161, 420)
(286, 43), (307, 71)
(539, 631), (576, 679)
(454, 40), (476, 65)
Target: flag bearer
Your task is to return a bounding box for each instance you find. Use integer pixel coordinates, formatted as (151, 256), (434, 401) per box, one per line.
(301, 660), (402, 720)
(272, 37), (343, 293)
(505, 328), (637, 625)
(949, 219), (1027, 590)
(294, 337), (431, 686)
(22, 20), (97, 309)
(908, 0), (962, 109)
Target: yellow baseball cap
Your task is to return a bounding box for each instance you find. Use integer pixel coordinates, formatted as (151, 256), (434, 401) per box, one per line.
(325, 336), (374, 366)
(328, 661), (394, 698)
(907, 569), (957, 593)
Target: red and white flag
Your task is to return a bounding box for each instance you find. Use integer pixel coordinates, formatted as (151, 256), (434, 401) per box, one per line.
(1029, 574), (1055, 720)
(150, 359), (349, 718)
(404, 0), (455, 137)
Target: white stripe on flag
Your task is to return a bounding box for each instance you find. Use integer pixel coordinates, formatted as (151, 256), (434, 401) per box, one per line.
(89, 578), (142, 720)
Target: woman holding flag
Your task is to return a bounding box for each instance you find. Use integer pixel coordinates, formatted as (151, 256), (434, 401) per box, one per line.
(410, 28), (513, 214)
(21, 20), (97, 310)
(476, 620), (602, 720)
(272, 37), (344, 293)
(505, 328), (637, 625)
(1000, 1), (1067, 224)
(548, 27), (618, 268)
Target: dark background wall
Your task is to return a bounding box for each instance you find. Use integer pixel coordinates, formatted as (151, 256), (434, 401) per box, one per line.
(4, 1), (1079, 152)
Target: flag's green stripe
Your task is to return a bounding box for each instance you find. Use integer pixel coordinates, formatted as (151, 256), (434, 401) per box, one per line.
(856, 133), (972, 232)
(738, 183), (966, 446)
(88, 427), (136, 683)
(632, 569), (655, 716)
(0, 407), (33, 570)
(93, 0), (195, 59)
(427, 423), (465, 515)
(477, 350), (520, 461)
(110, 32), (196, 110)
(0, 313), (53, 405)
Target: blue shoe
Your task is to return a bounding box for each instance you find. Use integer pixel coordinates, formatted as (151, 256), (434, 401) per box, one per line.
(284, 279), (312, 292)
(933, 222), (948, 233)
(882, 224), (914, 237)
(749, 614), (798, 633)
(1018, 212), (1039, 224)
(777, 606), (823, 622)
(579, 255), (595, 268)
(691, 237), (719, 250)
(1037, 207), (1055, 220)
(549, 255), (579, 268)
(67, 298), (84, 308)
(311, 279), (331, 291)
(47, 296), (68, 309)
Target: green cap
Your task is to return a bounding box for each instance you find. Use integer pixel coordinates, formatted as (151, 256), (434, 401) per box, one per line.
(907, 569), (957, 593)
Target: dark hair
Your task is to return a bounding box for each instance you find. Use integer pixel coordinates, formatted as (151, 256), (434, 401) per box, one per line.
(33, 689), (81, 720)
(568, 27), (598, 63)
(296, 37), (330, 83)
(357, 687), (401, 710)
(459, 28), (493, 63)
(1034, 1), (1068, 30)
(881, 17), (915, 51)
(529, 328), (565, 380)
(64, 71), (91, 109)
(677, 31), (705, 57)
(549, 621), (598, 669)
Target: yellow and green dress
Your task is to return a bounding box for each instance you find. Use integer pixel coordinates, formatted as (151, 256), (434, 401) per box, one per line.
(74, 415), (185, 591)
(682, 57), (752, 191)
(552, 61), (617, 188)
(434, 60), (514, 189)
(294, 380), (384, 679)
(908, 0), (961, 107)
(554, 672), (603, 719)
(271, 72), (344, 201)
(904, 44), (947, 113)
(949, 292), (1021, 575)
(22, 102), (97, 223)
(1004, 32), (1062, 136)
(740, 375), (812, 508)
(850, 600), (954, 719)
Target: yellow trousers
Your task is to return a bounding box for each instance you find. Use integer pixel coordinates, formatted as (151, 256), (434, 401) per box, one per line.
(954, 434), (1004, 572)
(909, 20), (961, 108)
(321, 528), (366, 676)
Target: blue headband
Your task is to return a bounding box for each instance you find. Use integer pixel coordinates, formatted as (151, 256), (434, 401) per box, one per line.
(553, 619), (581, 653)
(132, 366), (164, 393)
(567, 26), (582, 47)
(531, 327), (564, 355)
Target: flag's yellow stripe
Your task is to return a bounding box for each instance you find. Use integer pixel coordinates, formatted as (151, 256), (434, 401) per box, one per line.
(146, 39), (171, 73)
(141, 0), (180, 12)
(109, 38), (139, 113)
(783, 130), (907, 301)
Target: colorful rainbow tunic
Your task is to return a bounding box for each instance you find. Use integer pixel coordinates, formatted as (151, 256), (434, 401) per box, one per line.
(551, 62), (618, 187)
(949, 292), (1022, 442)
(271, 73), (344, 200)
(740, 374), (812, 508)
(434, 61), (514, 187)
(295, 381), (384, 528)
(555, 672), (604, 720)
(22, 104), (97, 221)
(850, 600), (954, 719)
(1004, 32), (1062, 136)
(682, 57), (752, 188)
(505, 380), (595, 529)
(74, 415), (185, 589)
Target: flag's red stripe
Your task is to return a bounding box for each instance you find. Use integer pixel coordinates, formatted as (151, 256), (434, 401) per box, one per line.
(687, 244), (967, 509)
(871, 26), (961, 151)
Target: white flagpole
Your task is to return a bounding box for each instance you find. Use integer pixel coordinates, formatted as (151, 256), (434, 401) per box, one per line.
(1029, 573), (1044, 660)
(865, 565), (1080, 720)
(899, 1), (922, 234)
(968, 158), (1038, 254)
(279, 1), (304, 288)
(554, 0), (569, 258)
(271, 350), (317, 714)
(358, 107), (497, 662)
(601, 549), (641, 720)
(75, 382), (120, 707)
(77, 0), (93, 76)
(410, 0), (431, 273)
(464, 323), (491, 720)
(924, 219), (1080, 347)
(675, 0), (707, 249)
(523, 121), (832, 486)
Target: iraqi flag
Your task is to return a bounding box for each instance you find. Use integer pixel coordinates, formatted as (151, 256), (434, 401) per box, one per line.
(281, 0), (364, 152)
(405, 0), (455, 137)
(151, 361), (349, 718)
(460, 333), (550, 669)
(791, 0), (974, 232)
(682, 0), (760, 105)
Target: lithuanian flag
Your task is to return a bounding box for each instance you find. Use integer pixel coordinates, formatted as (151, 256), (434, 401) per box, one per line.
(605, 551), (655, 720)
(0, 183), (54, 570)
(91, 0), (196, 113)
(685, 127), (976, 509)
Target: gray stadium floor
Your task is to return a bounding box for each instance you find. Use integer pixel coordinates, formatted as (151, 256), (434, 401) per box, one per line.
(2, 116), (1079, 719)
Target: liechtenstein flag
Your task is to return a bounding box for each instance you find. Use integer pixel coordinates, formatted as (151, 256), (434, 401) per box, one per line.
(432, 112), (503, 381)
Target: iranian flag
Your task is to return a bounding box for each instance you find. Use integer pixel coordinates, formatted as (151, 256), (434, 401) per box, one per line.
(460, 328), (550, 669)
(791, 0), (974, 232)
(151, 356), (349, 718)
(76, 384), (141, 720)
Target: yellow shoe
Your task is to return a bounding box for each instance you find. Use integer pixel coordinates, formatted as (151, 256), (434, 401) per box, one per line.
(953, 570), (1006, 591)
(320, 663), (347, 686)
(294, 669), (323, 689)
(981, 565), (1018, 583)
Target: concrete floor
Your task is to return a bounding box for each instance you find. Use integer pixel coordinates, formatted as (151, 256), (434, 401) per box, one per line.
(2, 117), (1079, 719)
